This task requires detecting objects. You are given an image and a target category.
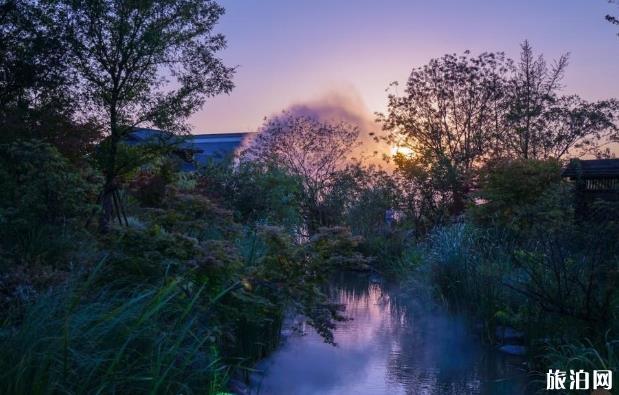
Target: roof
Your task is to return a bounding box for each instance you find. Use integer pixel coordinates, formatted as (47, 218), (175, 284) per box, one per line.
(124, 128), (179, 145)
(126, 128), (253, 169)
(187, 132), (251, 163)
(562, 159), (619, 179)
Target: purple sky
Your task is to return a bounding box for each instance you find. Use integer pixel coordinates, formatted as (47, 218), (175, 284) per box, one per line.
(190, 0), (619, 134)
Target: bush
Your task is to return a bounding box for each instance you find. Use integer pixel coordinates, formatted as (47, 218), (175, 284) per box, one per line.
(200, 160), (303, 229)
(0, 140), (95, 266)
(422, 224), (516, 326)
(471, 158), (565, 231)
(544, 337), (619, 379)
(97, 186), (369, 369)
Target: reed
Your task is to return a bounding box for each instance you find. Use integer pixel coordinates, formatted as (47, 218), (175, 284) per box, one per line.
(0, 271), (227, 394)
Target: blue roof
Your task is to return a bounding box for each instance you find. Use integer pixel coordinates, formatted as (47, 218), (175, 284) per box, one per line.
(189, 132), (249, 163)
(127, 129), (252, 170)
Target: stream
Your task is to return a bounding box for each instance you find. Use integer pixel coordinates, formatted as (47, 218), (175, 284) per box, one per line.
(249, 274), (533, 395)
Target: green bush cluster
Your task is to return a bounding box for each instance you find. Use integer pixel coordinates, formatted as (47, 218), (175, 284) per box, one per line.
(413, 159), (619, 381)
(0, 140), (371, 393)
(0, 140), (96, 266)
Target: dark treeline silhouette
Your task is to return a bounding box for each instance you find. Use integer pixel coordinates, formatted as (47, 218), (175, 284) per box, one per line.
(1, 1), (619, 393)
(379, 41), (618, 221)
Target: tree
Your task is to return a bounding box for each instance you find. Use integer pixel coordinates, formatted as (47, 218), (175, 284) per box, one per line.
(378, 51), (509, 216)
(48, 0), (235, 230)
(329, 163), (401, 239)
(502, 41), (617, 159)
(0, 0), (99, 158)
(470, 158), (565, 230)
(243, 113), (359, 233)
(200, 160), (304, 229)
(382, 44), (618, 223)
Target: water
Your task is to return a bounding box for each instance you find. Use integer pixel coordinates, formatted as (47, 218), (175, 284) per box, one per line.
(250, 275), (532, 395)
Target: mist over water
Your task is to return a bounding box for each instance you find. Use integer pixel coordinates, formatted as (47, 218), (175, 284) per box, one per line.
(250, 275), (532, 395)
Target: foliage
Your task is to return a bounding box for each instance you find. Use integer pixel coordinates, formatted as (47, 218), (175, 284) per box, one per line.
(322, 163), (398, 232)
(379, 51), (509, 215)
(98, 185), (368, 364)
(244, 226), (366, 345)
(0, 0), (101, 158)
(544, 337), (619, 380)
(128, 157), (183, 208)
(607, 1), (619, 39)
(0, 271), (228, 394)
(0, 140), (95, 265)
(421, 223), (515, 325)
(502, 41), (617, 159)
(200, 160), (303, 229)
(3, 11), (619, 391)
(318, 163), (418, 276)
(381, 43), (618, 223)
(392, 152), (460, 230)
(39, 0), (235, 229)
(243, 113), (359, 233)
(418, 202), (619, 373)
(506, 213), (619, 335)
(471, 158), (566, 231)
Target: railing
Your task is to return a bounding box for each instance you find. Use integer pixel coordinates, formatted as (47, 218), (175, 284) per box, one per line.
(584, 178), (619, 191)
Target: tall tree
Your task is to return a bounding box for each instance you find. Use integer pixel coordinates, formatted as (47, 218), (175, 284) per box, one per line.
(49, 0), (235, 230)
(502, 41), (617, 159)
(383, 45), (618, 222)
(0, 0), (99, 157)
(243, 113), (359, 233)
(378, 52), (509, 215)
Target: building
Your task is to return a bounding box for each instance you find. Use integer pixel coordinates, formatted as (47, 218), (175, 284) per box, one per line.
(562, 158), (619, 217)
(190, 132), (251, 165)
(126, 128), (253, 170)
(562, 159), (619, 195)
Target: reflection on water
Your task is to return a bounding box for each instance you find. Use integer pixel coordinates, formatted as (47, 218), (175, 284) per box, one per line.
(250, 275), (532, 395)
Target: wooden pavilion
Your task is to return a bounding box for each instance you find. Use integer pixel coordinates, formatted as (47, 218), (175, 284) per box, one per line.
(562, 159), (619, 218)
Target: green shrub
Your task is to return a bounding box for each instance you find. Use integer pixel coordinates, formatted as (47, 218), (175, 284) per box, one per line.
(0, 140), (95, 266)
(200, 161), (303, 229)
(471, 158), (565, 231)
(420, 223), (527, 336)
(543, 336), (619, 394)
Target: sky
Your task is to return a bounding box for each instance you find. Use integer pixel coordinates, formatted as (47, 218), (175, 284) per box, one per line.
(189, 0), (619, 135)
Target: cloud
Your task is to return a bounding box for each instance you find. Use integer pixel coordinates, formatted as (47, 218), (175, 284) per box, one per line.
(269, 87), (390, 163)
(285, 89), (376, 133)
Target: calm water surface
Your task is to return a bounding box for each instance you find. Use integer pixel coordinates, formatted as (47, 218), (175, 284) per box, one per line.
(250, 275), (532, 395)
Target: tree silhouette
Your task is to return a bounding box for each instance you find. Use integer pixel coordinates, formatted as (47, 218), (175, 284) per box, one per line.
(0, 0), (99, 157)
(502, 41), (617, 160)
(378, 51), (509, 215)
(607, 0), (619, 36)
(243, 113), (359, 233)
(48, 0), (235, 230)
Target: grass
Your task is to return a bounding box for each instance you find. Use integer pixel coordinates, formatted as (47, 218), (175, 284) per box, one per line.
(0, 266), (228, 394)
(544, 335), (619, 372)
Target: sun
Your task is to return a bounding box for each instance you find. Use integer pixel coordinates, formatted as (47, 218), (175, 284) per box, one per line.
(390, 145), (414, 157)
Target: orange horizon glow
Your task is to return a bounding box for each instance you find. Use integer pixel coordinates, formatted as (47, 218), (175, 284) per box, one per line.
(390, 145), (414, 158)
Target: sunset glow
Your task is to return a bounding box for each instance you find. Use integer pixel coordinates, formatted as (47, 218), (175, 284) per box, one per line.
(196, 0), (619, 142)
(3, 1), (619, 394)
(390, 145), (414, 158)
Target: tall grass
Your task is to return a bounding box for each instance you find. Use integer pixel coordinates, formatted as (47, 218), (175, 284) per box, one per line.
(544, 336), (619, 373)
(422, 223), (513, 322)
(0, 270), (227, 394)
